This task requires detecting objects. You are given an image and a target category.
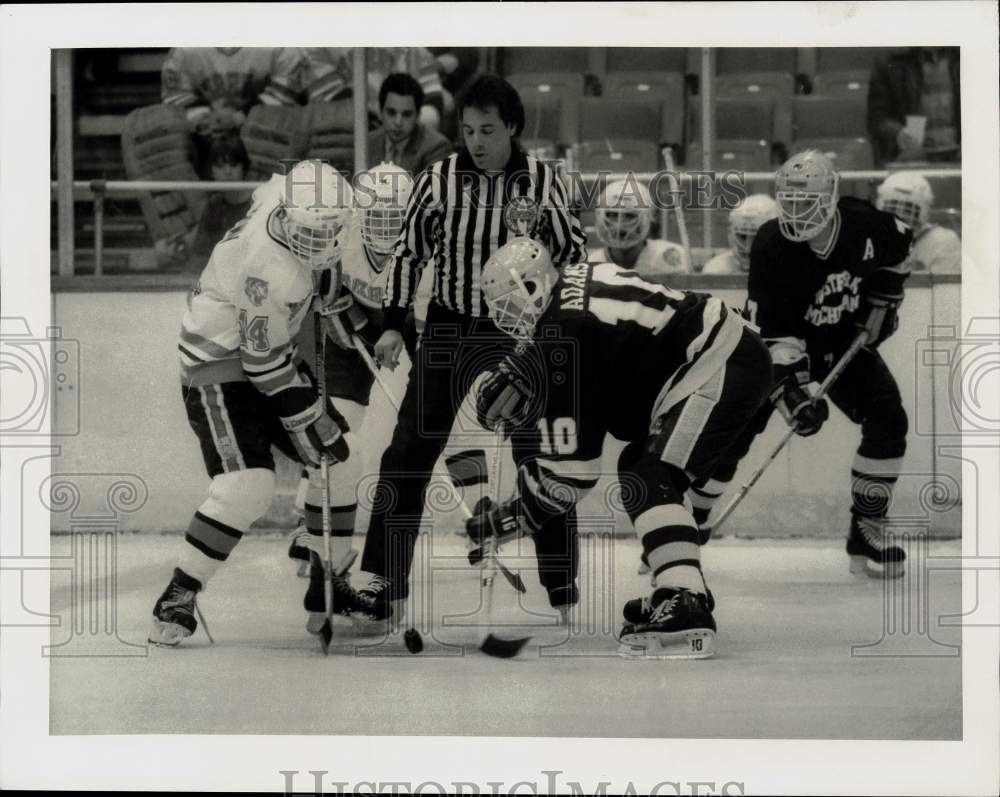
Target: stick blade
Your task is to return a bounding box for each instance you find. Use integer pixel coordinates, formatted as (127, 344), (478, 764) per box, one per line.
(314, 619), (333, 655)
(480, 633), (530, 658)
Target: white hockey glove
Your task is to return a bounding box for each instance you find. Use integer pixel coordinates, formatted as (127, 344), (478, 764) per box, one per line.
(278, 390), (350, 468)
(319, 290), (372, 350)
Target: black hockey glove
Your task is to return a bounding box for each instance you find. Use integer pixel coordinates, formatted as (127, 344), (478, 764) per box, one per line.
(476, 356), (535, 432)
(857, 293), (900, 348)
(465, 496), (535, 548)
(772, 376), (829, 437)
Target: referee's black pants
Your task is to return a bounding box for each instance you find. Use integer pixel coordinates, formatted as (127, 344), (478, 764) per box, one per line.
(360, 302), (579, 602)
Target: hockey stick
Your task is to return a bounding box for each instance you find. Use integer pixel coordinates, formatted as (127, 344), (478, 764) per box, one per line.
(479, 424), (531, 658)
(313, 309), (337, 655)
(661, 146), (692, 270)
(708, 329), (870, 537)
(344, 325), (525, 593)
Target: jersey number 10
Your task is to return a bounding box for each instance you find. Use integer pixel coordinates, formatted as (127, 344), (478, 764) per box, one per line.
(537, 417), (578, 456)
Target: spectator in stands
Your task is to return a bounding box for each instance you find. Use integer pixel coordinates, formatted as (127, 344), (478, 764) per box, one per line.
(190, 135), (253, 262)
(302, 47), (450, 132)
(587, 180), (691, 275)
(867, 47), (960, 166)
(367, 73), (452, 174)
(702, 194), (780, 274)
(875, 171), (960, 273)
(428, 47), (480, 140)
(162, 47), (304, 174)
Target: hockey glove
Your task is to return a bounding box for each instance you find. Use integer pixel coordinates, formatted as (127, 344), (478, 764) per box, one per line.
(857, 293), (900, 348)
(476, 356), (535, 432)
(465, 497), (535, 548)
(278, 390), (351, 468)
(319, 290), (374, 351)
(772, 375), (829, 437)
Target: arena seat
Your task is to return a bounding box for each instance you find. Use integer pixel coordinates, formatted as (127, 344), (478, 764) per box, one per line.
(605, 47), (689, 74)
(601, 72), (685, 145)
(793, 95), (868, 140)
(576, 139), (660, 173)
(715, 71), (794, 145)
(580, 97), (668, 144)
(686, 139), (771, 172)
(815, 47), (902, 74)
(507, 71), (585, 100)
(715, 48), (797, 75)
(811, 70), (870, 98)
(522, 93), (577, 148)
(688, 96), (774, 143)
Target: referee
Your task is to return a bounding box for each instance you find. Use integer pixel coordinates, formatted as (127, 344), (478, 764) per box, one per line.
(356, 74), (587, 621)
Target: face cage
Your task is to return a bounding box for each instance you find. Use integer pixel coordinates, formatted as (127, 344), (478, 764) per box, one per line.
(597, 209), (649, 249)
(361, 206), (406, 256)
(776, 191), (836, 242)
(285, 219), (342, 269)
(728, 224), (756, 267)
(880, 198), (924, 230)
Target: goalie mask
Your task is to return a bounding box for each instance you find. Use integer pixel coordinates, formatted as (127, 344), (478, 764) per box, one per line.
(876, 171), (933, 232)
(596, 180), (653, 249)
(728, 194), (779, 269)
(774, 150), (839, 242)
(280, 159), (353, 269)
(481, 237), (558, 341)
(356, 162), (414, 257)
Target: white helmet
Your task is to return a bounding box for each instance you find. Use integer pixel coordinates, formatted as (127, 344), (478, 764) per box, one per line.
(355, 162), (414, 257)
(728, 194), (779, 269)
(280, 159), (353, 269)
(774, 149), (840, 242)
(596, 179), (653, 249)
(876, 171), (933, 231)
(481, 237), (558, 341)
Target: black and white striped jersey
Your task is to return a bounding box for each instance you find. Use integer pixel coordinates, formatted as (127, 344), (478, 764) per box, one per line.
(382, 147), (586, 330)
(517, 261), (748, 522)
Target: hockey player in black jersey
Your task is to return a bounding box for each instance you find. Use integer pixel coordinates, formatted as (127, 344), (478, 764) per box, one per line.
(701, 149), (914, 578)
(469, 237), (772, 658)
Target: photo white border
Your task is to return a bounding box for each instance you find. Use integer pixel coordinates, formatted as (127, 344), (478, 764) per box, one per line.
(2, 2), (998, 793)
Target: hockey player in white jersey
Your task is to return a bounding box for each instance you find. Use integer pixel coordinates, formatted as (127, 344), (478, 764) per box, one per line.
(876, 171), (960, 273)
(286, 162), (414, 577)
(702, 194), (779, 274)
(150, 159), (357, 646)
(587, 179), (690, 276)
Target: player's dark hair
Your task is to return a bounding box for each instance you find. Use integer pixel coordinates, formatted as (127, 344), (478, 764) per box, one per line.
(457, 74), (525, 137)
(208, 134), (249, 170)
(379, 72), (424, 111)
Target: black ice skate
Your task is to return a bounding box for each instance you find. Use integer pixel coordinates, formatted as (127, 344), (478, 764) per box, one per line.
(847, 515), (906, 579)
(287, 526), (312, 578)
(304, 552), (361, 637)
(351, 574), (398, 636)
(622, 585), (716, 624)
(618, 587), (716, 660)
(548, 582), (579, 627)
(149, 568), (204, 647)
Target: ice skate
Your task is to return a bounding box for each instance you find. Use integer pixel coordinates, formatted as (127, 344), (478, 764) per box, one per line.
(287, 526), (312, 578)
(847, 515), (906, 579)
(618, 587), (716, 660)
(149, 567), (203, 647)
(351, 574), (397, 635)
(303, 552), (362, 637)
(548, 583), (579, 627)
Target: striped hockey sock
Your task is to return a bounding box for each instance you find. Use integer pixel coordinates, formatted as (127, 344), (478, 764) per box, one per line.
(636, 503), (707, 595)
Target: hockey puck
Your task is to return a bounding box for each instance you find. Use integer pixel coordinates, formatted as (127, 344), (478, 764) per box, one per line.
(403, 628), (423, 654)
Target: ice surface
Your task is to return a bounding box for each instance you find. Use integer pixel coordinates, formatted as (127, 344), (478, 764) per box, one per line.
(49, 533), (962, 739)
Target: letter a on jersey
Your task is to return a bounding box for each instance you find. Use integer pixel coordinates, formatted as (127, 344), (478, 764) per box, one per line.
(862, 238), (875, 260)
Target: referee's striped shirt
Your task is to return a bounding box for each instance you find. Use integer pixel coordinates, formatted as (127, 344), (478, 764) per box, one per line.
(382, 147), (586, 330)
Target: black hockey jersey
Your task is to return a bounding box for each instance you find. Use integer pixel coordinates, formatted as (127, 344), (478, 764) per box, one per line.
(746, 196), (912, 369)
(516, 261), (747, 523)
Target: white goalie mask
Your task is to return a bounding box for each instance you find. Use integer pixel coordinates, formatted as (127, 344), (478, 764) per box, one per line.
(876, 171), (933, 232)
(596, 179), (653, 249)
(280, 159), (354, 269)
(481, 237), (558, 341)
(356, 162), (414, 257)
(728, 194), (779, 268)
(774, 149), (840, 242)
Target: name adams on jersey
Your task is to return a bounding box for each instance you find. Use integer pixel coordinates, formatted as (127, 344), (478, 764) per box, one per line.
(747, 196), (912, 365)
(178, 176), (314, 397)
(517, 262), (747, 521)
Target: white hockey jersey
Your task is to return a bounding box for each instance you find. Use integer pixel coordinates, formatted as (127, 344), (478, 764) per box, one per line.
(179, 176), (314, 396)
(908, 225), (961, 273)
(586, 238), (690, 277)
(701, 250), (743, 274)
(340, 216), (390, 311)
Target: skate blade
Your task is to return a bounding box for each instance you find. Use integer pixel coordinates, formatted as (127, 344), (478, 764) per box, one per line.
(617, 629), (716, 660)
(148, 619), (192, 647)
(350, 615), (391, 637)
(849, 555), (905, 579)
(307, 613), (334, 653)
(296, 560), (310, 578)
